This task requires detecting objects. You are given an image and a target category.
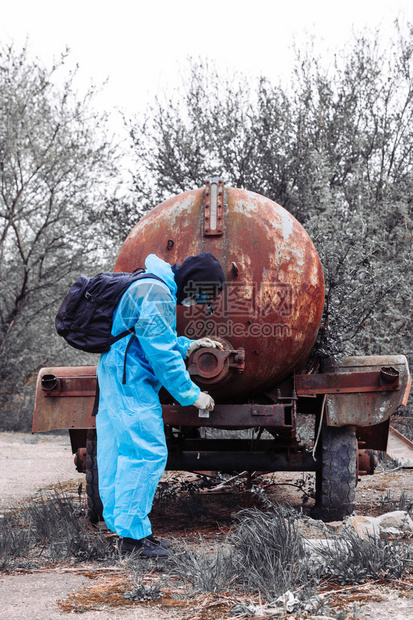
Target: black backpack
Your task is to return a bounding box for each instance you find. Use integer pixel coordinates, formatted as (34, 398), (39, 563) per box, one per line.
(55, 271), (164, 354)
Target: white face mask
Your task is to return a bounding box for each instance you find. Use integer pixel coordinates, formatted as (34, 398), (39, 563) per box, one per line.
(181, 297), (197, 307)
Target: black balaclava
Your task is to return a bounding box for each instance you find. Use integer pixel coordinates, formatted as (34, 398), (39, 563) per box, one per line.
(172, 253), (225, 304)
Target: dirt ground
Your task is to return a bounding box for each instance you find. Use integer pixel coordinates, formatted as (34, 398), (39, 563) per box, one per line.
(0, 431), (412, 620)
(0, 431), (84, 506)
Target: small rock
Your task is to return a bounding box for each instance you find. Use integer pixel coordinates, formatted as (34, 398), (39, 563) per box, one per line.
(343, 515), (380, 539)
(380, 527), (402, 536)
(304, 538), (347, 555)
(324, 520), (344, 532)
(375, 510), (413, 532)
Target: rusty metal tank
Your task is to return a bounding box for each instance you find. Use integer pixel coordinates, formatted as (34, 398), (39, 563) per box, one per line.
(115, 180), (325, 401)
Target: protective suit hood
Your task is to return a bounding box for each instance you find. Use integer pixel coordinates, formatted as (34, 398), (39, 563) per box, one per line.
(144, 254), (177, 297)
(172, 252), (225, 304)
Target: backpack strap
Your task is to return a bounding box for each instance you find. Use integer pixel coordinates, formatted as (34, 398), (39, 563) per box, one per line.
(122, 334), (136, 385)
(91, 379), (100, 416)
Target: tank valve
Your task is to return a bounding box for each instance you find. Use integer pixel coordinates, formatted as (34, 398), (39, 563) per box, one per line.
(187, 339), (245, 384)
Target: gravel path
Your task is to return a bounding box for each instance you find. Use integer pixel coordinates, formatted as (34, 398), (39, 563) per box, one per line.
(0, 431), (83, 509)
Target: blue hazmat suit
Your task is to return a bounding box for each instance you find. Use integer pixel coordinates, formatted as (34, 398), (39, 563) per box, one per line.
(96, 254), (201, 540)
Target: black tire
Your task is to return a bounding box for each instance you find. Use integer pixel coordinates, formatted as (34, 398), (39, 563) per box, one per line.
(86, 429), (103, 524)
(314, 423), (357, 521)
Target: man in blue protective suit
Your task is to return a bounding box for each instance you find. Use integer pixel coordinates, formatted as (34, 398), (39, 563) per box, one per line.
(96, 252), (225, 558)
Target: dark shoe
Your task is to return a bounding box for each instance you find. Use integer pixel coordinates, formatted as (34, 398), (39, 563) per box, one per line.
(147, 534), (172, 550)
(119, 536), (169, 558)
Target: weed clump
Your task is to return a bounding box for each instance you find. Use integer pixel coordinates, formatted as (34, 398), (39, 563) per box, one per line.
(232, 506), (314, 599)
(316, 529), (412, 584)
(379, 489), (413, 515)
(0, 513), (32, 571)
(168, 537), (236, 594)
(0, 488), (114, 570)
(123, 583), (162, 602)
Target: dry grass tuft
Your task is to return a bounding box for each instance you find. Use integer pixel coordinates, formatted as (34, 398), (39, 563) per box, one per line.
(0, 487), (115, 570)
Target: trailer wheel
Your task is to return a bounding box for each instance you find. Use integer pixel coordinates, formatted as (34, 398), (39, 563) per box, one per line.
(314, 423), (357, 521)
(86, 429), (103, 524)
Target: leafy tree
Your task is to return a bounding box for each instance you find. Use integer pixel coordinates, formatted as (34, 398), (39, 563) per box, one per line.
(127, 24), (412, 370)
(0, 44), (121, 429)
(296, 28), (413, 359)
